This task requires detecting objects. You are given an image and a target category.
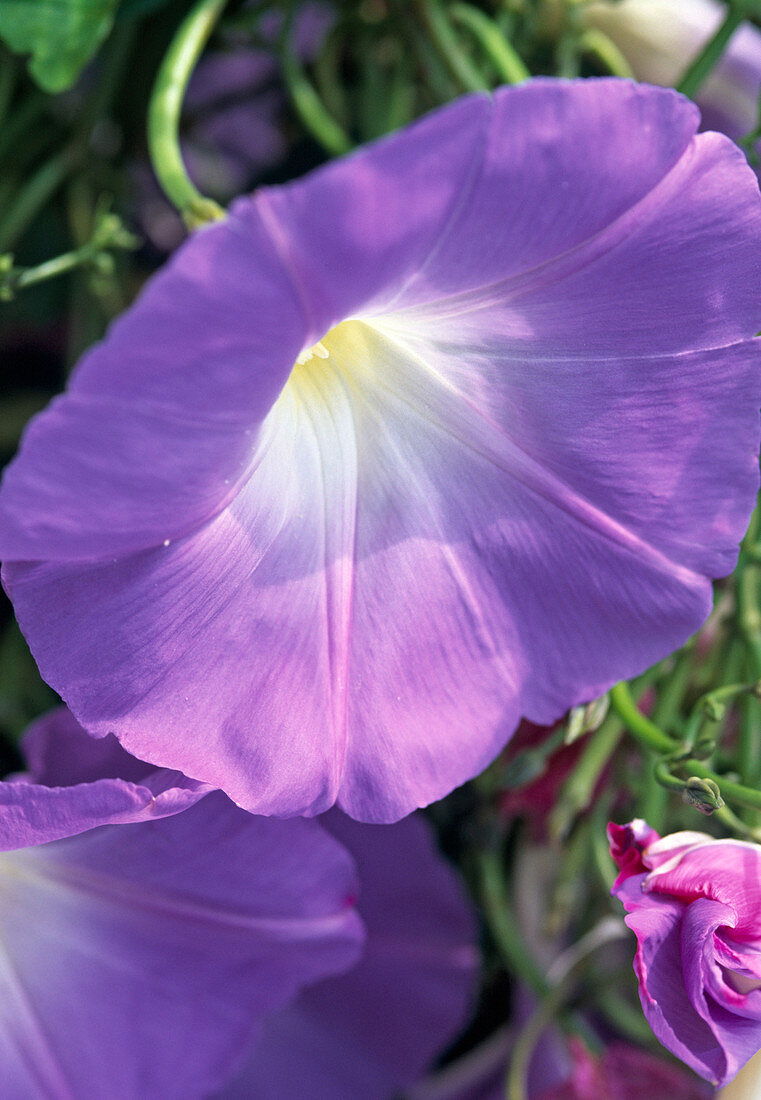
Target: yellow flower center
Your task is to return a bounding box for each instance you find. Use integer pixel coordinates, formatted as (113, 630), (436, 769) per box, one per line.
(295, 339), (331, 366)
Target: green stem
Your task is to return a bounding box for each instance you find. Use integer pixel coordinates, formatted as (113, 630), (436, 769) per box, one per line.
(280, 3), (351, 156)
(548, 715), (622, 841)
(609, 682), (675, 754)
(0, 48), (16, 128)
(578, 28), (635, 79)
(416, 0), (490, 92)
(653, 758), (689, 794)
(0, 218), (137, 299)
(383, 58), (417, 133)
(546, 819), (594, 938)
(478, 843), (602, 1066)
(450, 3), (529, 84)
(699, 680), (758, 714)
(505, 920), (625, 1100)
(506, 985), (568, 1100)
(312, 28), (350, 130)
(639, 758), (669, 830)
(0, 146), (79, 252)
(356, 36), (406, 141)
(714, 801), (761, 841)
(147, 0), (227, 228)
(393, 0), (457, 104)
(65, 182), (101, 367)
(676, 2), (746, 99)
(556, 31), (582, 79)
(479, 849), (550, 997)
(737, 561), (761, 677)
(0, 91), (49, 164)
(733, 517), (761, 792)
(740, 690), (761, 788)
(611, 681), (761, 814)
(674, 679), (755, 763)
(590, 795), (617, 891)
(651, 648), (693, 730)
(0, 22), (135, 252)
(4, 250), (92, 295)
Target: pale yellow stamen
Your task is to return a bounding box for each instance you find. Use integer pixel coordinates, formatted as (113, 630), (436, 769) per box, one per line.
(296, 340), (330, 366)
(288, 321), (376, 402)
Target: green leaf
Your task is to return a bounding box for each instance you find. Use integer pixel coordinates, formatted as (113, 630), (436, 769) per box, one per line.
(0, 0), (119, 92)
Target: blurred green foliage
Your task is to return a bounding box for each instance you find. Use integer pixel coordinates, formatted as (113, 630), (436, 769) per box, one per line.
(0, 0), (122, 91)
(2, 5), (761, 1093)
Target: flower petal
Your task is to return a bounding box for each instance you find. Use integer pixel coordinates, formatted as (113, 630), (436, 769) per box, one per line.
(21, 705), (172, 786)
(0, 215), (306, 562)
(0, 794), (363, 1097)
(645, 839), (761, 933)
(3, 373), (362, 815)
(219, 811), (477, 1098)
(2, 80), (761, 820)
(583, 0), (761, 139)
(640, 830), (714, 871)
(616, 876), (727, 1084)
(0, 708), (211, 849)
(608, 820), (662, 887)
(256, 80), (705, 325)
(679, 897), (761, 1085)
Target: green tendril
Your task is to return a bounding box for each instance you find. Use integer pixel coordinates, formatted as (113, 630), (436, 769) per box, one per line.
(147, 0), (228, 229)
(0, 207), (138, 301)
(450, 3), (529, 84)
(279, 3), (352, 156)
(504, 919), (626, 1100)
(578, 28), (635, 79)
(611, 680), (761, 821)
(416, 0), (490, 92)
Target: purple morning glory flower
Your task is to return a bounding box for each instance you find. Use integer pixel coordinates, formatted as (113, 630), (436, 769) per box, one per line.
(220, 810), (478, 1098)
(610, 821), (761, 1087)
(0, 708), (363, 1097)
(1, 79), (761, 822)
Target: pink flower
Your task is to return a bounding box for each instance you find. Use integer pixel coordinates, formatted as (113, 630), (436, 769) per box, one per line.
(608, 818), (662, 884)
(610, 821), (761, 1086)
(536, 1038), (708, 1099)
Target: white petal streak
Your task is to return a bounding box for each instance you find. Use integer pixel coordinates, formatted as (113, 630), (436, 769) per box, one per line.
(378, 131), (702, 324)
(286, 359), (359, 774)
(354, 319), (705, 594)
(336, 328), (516, 677)
(0, 938), (74, 1099)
